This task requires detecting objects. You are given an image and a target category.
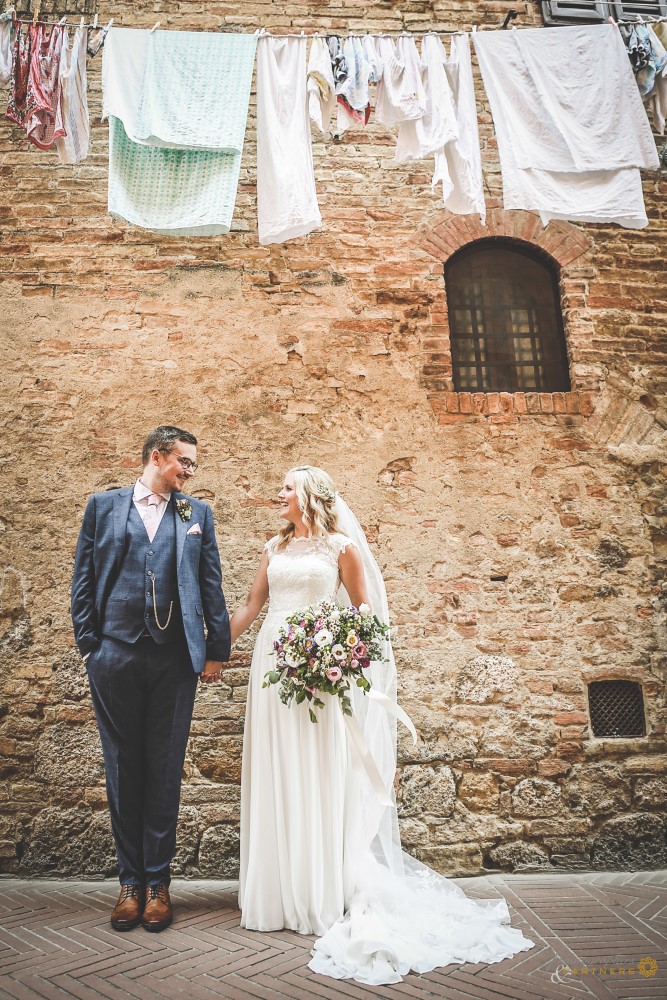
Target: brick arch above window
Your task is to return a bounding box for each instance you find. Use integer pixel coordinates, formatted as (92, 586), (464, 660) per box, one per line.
(416, 209), (597, 423)
(418, 208), (592, 271)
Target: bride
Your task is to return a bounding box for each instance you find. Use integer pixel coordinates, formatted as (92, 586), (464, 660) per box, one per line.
(229, 465), (533, 985)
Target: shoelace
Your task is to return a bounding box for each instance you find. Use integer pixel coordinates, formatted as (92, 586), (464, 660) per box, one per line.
(147, 885), (168, 904)
(120, 885), (141, 900)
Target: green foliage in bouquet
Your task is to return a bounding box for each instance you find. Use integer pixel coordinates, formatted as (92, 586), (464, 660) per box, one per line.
(263, 600), (389, 723)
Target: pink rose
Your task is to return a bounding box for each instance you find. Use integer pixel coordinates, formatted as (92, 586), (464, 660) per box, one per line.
(353, 643), (367, 658)
(326, 666), (342, 683)
(351, 659), (359, 670)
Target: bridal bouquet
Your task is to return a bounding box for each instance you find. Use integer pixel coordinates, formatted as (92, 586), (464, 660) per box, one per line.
(264, 600), (389, 723)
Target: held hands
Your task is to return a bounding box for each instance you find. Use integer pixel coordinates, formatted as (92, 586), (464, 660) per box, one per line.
(200, 660), (225, 684)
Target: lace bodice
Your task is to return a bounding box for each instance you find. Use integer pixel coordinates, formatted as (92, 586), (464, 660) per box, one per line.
(264, 533), (355, 619)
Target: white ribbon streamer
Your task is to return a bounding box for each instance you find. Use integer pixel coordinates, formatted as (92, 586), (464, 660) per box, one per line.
(341, 690), (417, 808)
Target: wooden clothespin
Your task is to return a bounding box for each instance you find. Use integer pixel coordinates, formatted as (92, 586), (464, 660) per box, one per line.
(32, 0), (40, 26)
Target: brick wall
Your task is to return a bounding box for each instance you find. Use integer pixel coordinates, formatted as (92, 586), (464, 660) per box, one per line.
(1, 0), (666, 878)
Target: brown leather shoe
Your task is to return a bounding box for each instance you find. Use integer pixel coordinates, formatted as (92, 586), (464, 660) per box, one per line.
(111, 884), (144, 931)
(142, 883), (173, 932)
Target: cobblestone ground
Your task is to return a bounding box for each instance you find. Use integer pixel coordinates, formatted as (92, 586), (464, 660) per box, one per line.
(0, 872), (665, 1000)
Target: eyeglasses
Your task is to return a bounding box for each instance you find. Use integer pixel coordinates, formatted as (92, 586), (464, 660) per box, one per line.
(160, 449), (199, 472)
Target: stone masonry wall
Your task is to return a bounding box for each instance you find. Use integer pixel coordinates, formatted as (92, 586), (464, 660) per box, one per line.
(1, 0), (666, 879)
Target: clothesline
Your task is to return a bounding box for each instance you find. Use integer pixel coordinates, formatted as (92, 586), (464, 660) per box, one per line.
(1, 15), (663, 242)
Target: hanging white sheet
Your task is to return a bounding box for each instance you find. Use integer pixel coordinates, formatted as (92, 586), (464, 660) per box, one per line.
(473, 24), (659, 228)
(256, 35), (321, 245)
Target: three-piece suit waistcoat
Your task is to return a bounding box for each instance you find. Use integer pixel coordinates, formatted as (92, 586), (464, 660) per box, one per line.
(102, 502), (183, 644)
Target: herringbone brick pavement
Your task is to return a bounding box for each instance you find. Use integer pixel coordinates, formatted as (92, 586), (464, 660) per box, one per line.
(0, 872), (665, 1000)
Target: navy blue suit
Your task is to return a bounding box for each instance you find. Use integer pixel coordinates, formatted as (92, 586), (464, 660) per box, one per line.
(71, 487), (231, 886)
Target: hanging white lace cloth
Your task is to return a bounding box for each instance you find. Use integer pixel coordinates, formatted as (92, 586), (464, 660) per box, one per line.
(473, 24), (659, 229)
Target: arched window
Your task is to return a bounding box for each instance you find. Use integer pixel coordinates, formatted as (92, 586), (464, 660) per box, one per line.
(445, 239), (571, 393)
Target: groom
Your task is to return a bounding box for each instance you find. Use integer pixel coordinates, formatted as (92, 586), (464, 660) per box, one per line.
(71, 426), (230, 932)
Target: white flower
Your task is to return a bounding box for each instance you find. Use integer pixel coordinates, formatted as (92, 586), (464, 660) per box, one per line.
(284, 651), (301, 668)
(314, 628), (333, 647)
(330, 608), (341, 619)
(331, 644), (346, 661)
(359, 603), (372, 617)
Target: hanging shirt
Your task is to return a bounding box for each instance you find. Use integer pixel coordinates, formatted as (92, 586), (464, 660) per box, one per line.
(55, 23), (90, 164)
(362, 35), (382, 84)
(375, 36), (426, 127)
(621, 23), (667, 97)
(335, 37), (371, 133)
(307, 36), (336, 133)
(256, 35), (321, 245)
(395, 34), (458, 163)
(326, 36), (347, 87)
(473, 24), (659, 229)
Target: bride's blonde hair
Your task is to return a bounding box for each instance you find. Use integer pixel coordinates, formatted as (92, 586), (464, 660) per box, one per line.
(277, 466), (340, 547)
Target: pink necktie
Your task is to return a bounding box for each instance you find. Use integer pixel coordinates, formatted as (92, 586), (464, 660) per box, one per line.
(143, 494), (162, 542)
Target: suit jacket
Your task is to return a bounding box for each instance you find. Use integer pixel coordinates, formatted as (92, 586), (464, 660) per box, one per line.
(71, 487), (231, 672)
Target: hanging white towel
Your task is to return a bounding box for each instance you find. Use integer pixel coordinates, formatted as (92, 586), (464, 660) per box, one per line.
(307, 36), (336, 133)
(0, 11), (12, 86)
(102, 27), (256, 236)
(431, 34), (485, 223)
(256, 35), (321, 245)
(473, 24), (659, 229)
(56, 24), (90, 165)
(395, 34), (458, 163)
(375, 36), (426, 127)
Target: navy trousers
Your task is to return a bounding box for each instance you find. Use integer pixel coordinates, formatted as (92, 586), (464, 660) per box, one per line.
(87, 634), (198, 886)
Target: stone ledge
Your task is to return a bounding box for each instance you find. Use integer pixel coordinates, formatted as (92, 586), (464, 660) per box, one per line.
(429, 390), (596, 421)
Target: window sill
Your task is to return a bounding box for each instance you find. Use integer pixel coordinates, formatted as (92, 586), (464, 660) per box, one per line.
(432, 390), (595, 424)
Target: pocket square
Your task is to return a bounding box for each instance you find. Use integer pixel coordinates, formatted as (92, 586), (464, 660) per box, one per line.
(186, 523), (202, 535)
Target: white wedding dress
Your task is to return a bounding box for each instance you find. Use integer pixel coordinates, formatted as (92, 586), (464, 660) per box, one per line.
(239, 531), (533, 985)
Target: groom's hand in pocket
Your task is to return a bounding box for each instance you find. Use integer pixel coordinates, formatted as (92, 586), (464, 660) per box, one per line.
(200, 660), (224, 684)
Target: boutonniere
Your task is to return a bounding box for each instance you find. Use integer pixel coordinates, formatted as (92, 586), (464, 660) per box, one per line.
(175, 499), (193, 522)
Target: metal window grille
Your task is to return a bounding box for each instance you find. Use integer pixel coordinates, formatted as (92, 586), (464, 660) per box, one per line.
(444, 240), (571, 393)
(588, 680), (647, 738)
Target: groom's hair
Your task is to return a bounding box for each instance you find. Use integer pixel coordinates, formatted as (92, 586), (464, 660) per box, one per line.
(142, 425), (197, 465)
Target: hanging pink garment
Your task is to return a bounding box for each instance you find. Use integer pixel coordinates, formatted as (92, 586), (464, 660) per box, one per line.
(6, 20), (35, 130)
(7, 21), (66, 150)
